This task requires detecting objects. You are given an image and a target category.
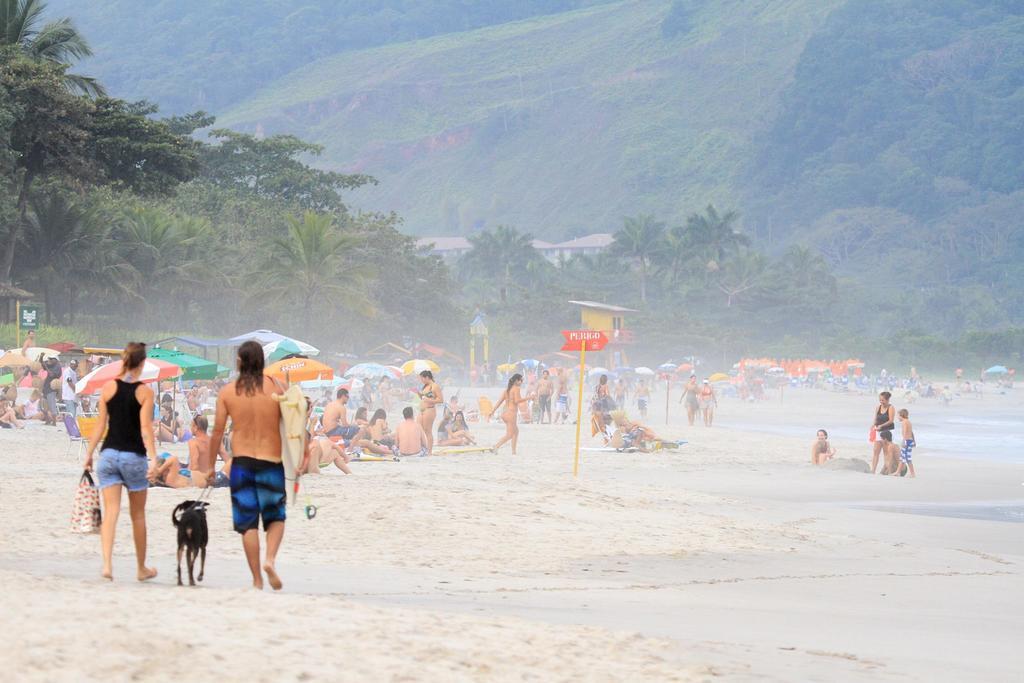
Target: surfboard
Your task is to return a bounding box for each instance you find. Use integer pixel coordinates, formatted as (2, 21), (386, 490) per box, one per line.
(432, 446), (494, 455)
(352, 454), (399, 464)
(273, 384), (308, 506)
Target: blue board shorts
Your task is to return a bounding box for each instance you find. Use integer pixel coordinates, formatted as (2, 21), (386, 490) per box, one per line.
(229, 456), (286, 533)
(327, 425), (360, 441)
(900, 439), (915, 464)
(97, 448), (149, 492)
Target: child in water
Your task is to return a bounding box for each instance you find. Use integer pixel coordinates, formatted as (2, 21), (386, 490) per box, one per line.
(898, 408), (916, 477)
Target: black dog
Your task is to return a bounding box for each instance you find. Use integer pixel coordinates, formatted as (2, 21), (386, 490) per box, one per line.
(172, 500), (209, 586)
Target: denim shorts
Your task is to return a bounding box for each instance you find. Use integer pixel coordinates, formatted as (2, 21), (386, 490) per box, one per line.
(97, 448), (149, 492)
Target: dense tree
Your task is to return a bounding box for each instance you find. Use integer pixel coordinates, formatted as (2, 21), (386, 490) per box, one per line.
(201, 129), (375, 213)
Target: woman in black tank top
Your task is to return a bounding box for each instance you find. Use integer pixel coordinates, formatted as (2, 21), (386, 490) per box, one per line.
(870, 391), (896, 475)
(83, 342), (159, 582)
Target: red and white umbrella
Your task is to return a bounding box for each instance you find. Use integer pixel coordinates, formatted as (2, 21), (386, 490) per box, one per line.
(75, 359), (182, 395)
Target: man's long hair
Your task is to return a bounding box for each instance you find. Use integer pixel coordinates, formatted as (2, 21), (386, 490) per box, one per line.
(235, 341), (265, 396)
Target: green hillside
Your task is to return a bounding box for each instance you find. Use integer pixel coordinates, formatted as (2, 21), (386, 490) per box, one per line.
(219, 0), (843, 236)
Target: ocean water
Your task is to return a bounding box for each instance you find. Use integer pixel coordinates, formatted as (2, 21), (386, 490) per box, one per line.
(717, 411), (1024, 464)
(849, 501), (1024, 524)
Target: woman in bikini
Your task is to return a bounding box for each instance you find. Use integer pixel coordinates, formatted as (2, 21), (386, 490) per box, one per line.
(353, 408), (393, 456)
(491, 373), (533, 455)
(698, 379), (717, 426)
(679, 375), (699, 426)
(417, 370), (443, 455)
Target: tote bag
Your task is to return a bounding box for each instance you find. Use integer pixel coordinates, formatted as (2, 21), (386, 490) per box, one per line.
(70, 470), (101, 534)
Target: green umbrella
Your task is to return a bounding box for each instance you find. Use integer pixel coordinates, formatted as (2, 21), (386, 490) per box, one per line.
(264, 339), (303, 362)
(148, 348), (228, 381)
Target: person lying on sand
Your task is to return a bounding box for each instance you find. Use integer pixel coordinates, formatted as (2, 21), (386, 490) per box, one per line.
(307, 436), (352, 474)
(811, 429), (836, 465)
(609, 410), (661, 450)
(151, 453), (230, 488)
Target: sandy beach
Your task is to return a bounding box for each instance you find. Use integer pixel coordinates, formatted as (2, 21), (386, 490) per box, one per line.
(1, 386), (1021, 682)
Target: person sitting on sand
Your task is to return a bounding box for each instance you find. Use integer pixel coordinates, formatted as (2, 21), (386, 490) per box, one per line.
(811, 429), (836, 465)
(308, 436), (353, 473)
(395, 406), (429, 457)
(0, 399), (24, 428)
(437, 410), (475, 447)
(897, 408), (916, 478)
(188, 414), (227, 474)
(20, 389), (49, 422)
(322, 387), (359, 443)
(151, 452), (230, 488)
(351, 408), (393, 457)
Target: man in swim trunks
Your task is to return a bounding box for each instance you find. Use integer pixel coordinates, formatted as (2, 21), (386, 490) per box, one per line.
(322, 387), (359, 442)
(537, 370), (553, 424)
(395, 406), (429, 457)
(209, 342), (306, 590)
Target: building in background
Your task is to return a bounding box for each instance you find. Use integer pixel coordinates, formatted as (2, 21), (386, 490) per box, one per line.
(417, 233), (613, 263)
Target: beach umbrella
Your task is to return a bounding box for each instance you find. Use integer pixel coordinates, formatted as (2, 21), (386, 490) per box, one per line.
(0, 351), (36, 368)
(263, 339), (304, 362)
(47, 341), (82, 354)
(341, 377), (365, 392)
(985, 365), (1009, 374)
(385, 365), (403, 378)
(265, 358), (334, 384)
(658, 362), (677, 372)
(496, 363), (517, 373)
(634, 366), (655, 376)
(147, 348), (226, 381)
(708, 372), (730, 382)
(345, 362), (395, 379)
(518, 359), (542, 369)
(230, 330), (320, 356)
(614, 366), (634, 374)
(22, 346), (60, 361)
(75, 358), (182, 395)
(401, 359), (440, 376)
(588, 367), (616, 379)
(299, 376), (344, 390)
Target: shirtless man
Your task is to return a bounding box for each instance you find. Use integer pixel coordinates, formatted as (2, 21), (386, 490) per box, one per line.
(537, 370), (554, 424)
(322, 387), (359, 442)
(395, 406), (429, 457)
(209, 341), (307, 590)
(554, 370), (570, 424)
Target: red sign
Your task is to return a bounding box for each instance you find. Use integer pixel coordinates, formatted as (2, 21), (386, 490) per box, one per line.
(560, 329), (608, 352)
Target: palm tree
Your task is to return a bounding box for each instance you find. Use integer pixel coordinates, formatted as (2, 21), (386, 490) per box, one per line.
(653, 223), (693, 288)
(261, 211), (369, 331)
(0, 0), (104, 95)
(116, 207), (211, 323)
(459, 225), (544, 303)
(611, 214), (665, 304)
(684, 205), (748, 272)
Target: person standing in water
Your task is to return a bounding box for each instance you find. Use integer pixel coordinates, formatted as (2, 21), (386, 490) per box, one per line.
(209, 341), (305, 590)
(871, 391), (897, 474)
(491, 373), (532, 455)
(83, 342), (159, 582)
(417, 370), (443, 455)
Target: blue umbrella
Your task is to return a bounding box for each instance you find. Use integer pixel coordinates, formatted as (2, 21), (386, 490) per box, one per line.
(658, 362), (678, 372)
(985, 365), (1009, 374)
(518, 359), (542, 370)
(345, 362), (395, 379)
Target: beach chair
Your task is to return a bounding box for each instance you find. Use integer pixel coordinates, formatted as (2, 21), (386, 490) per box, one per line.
(63, 414), (84, 459)
(477, 396), (494, 422)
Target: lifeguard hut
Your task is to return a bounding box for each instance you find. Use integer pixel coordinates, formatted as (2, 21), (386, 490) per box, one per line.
(568, 300), (636, 368)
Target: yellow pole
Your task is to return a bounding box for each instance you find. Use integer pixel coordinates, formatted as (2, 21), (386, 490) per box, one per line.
(15, 300), (20, 349)
(572, 342), (586, 477)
